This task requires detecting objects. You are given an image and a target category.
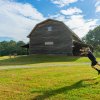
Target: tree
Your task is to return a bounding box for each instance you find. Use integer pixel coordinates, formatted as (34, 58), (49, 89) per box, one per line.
(16, 41), (27, 55)
(82, 25), (100, 51)
(0, 40), (27, 56)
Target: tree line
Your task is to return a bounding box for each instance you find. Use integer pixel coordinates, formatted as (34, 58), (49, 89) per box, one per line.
(0, 40), (27, 56)
(82, 25), (100, 52)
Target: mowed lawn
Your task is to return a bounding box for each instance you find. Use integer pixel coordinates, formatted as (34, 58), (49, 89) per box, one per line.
(0, 55), (100, 100)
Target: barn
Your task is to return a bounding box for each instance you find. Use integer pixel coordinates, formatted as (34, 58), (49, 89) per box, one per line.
(23, 19), (91, 56)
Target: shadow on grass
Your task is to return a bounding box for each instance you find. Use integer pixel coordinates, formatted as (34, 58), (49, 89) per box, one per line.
(0, 54), (80, 66)
(32, 79), (98, 100)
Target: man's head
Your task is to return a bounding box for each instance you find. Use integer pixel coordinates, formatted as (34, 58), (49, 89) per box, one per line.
(85, 47), (90, 52)
(80, 47), (90, 52)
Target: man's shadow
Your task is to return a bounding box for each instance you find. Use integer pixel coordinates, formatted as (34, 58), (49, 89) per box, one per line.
(32, 78), (98, 100)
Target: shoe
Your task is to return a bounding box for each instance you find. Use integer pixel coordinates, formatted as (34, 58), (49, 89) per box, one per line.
(98, 70), (100, 75)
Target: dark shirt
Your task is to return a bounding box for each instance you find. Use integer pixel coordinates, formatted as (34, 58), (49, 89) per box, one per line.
(87, 51), (96, 62)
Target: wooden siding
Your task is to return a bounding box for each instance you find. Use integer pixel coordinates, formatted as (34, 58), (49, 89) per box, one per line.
(29, 20), (73, 55)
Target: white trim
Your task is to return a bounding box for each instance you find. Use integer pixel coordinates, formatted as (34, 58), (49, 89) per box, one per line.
(48, 26), (52, 31)
(45, 42), (54, 45)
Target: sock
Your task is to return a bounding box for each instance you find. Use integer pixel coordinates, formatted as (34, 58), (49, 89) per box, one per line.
(95, 68), (99, 71)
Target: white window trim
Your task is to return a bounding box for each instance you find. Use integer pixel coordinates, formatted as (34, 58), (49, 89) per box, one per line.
(45, 42), (54, 45)
(47, 26), (52, 31)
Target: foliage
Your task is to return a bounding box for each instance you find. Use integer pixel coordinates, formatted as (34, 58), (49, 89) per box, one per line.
(82, 25), (100, 51)
(0, 40), (27, 56)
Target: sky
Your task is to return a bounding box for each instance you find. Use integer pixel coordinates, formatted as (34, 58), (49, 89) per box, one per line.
(0, 0), (100, 42)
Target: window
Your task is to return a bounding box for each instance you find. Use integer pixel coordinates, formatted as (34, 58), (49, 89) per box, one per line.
(47, 26), (52, 31)
(45, 42), (54, 45)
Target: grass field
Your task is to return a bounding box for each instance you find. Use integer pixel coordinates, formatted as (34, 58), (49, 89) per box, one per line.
(0, 55), (100, 100)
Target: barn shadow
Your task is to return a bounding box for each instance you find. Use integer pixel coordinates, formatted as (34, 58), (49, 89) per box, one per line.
(0, 54), (80, 66)
(31, 79), (98, 100)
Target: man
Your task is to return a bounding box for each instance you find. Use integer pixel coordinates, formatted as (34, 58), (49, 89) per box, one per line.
(80, 47), (100, 75)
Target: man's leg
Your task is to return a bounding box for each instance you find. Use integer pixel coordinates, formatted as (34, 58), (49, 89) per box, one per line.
(91, 66), (99, 71)
(92, 65), (100, 75)
(97, 63), (100, 66)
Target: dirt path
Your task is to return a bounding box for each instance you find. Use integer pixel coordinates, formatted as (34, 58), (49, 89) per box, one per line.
(0, 63), (90, 70)
(0, 66), (33, 70)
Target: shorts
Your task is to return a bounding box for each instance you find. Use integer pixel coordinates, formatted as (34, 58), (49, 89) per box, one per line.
(91, 61), (98, 66)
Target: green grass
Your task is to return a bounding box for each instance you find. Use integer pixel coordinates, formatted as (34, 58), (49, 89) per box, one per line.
(0, 55), (100, 100)
(1, 54), (100, 66)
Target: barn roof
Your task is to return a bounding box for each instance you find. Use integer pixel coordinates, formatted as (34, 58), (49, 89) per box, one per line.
(27, 19), (83, 43)
(60, 21), (82, 43)
(27, 19), (60, 38)
(21, 44), (29, 48)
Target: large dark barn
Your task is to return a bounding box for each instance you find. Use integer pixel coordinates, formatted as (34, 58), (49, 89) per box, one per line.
(24, 19), (91, 56)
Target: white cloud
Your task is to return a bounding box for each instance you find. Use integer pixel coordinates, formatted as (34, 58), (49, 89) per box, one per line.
(60, 7), (82, 15)
(0, 0), (99, 42)
(95, 0), (100, 12)
(49, 14), (98, 38)
(0, 0), (45, 42)
(95, 0), (100, 6)
(96, 6), (100, 12)
(50, 0), (78, 7)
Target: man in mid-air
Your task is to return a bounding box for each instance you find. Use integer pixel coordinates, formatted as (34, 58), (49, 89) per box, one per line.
(80, 47), (100, 75)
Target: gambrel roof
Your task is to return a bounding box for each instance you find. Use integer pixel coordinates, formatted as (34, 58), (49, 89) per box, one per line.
(28, 19), (83, 43)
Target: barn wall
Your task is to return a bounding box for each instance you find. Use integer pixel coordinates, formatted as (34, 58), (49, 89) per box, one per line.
(29, 21), (73, 55)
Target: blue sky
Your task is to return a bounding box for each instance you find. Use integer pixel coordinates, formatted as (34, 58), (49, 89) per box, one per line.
(0, 0), (100, 42)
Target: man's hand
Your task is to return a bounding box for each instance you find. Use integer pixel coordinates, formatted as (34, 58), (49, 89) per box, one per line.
(80, 48), (88, 56)
(80, 49), (85, 52)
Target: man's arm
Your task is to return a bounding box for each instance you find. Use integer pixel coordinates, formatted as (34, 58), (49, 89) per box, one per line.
(80, 52), (87, 56)
(80, 49), (88, 56)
